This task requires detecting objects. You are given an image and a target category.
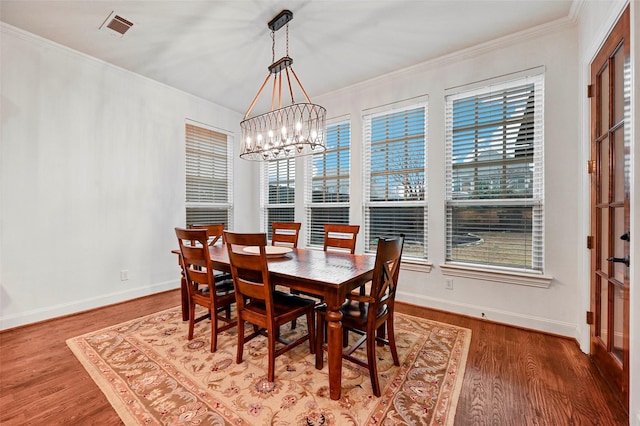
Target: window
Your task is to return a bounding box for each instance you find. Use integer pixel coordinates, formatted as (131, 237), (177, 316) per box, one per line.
(444, 73), (544, 272)
(363, 101), (428, 259)
(262, 157), (295, 239)
(305, 120), (351, 247)
(185, 123), (232, 227)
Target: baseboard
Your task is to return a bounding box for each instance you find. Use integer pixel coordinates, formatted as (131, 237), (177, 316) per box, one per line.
(396, 290), (577, 339)
(0, 280), (179, 330)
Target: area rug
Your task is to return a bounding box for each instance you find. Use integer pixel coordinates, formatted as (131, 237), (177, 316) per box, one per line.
(66, 306), (471, 425)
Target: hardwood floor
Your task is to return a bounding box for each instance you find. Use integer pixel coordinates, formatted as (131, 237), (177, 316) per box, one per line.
(0, 290), (628, 425)
(396, 303), (629, 425)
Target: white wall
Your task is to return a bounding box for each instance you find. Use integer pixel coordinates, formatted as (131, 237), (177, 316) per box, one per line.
(313, 21), (582, 338)
(0, 24), (256, 329)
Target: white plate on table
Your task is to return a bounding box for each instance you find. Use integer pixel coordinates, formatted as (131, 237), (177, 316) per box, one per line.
(242, 246), (292, 258)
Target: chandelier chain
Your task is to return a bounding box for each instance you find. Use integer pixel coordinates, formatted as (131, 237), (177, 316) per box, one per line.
(271, 30), (275, 64)
(286, 23), (289, 56)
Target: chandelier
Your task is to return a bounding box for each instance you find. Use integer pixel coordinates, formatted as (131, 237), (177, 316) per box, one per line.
(240, 10), (326, 161)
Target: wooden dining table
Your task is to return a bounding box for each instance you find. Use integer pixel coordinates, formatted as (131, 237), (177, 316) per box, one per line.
(173, 244), (376, 400)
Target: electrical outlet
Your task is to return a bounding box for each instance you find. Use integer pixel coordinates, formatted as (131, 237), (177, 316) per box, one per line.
(120, 270), (129, 281)
(445, 279), (453, 290)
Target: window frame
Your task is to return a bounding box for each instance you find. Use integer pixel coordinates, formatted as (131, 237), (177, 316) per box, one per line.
(305, 117), (352, 248)
(185, 121), (233, 228)
(444, 71), (546, 276)
(261, 157), (296, 239)
(362, 99), (429, 261)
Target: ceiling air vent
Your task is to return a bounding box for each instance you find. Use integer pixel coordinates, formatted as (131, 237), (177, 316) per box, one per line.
(99, 11), (134, 37)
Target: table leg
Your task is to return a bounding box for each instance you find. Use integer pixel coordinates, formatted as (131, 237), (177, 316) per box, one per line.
(174, 253), (190, 321)
(325, 303), (343, 400)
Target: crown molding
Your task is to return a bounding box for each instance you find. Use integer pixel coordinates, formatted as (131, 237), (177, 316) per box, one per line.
(318, 15), (576, 99)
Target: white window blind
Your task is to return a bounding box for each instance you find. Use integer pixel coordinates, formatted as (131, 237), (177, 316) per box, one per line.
(305, 120), (351, 247)
(185, 123), (232, 227)
(444, 73), (544, 272)
(363, 102), (428, 259)
(262, 157), (295, 238)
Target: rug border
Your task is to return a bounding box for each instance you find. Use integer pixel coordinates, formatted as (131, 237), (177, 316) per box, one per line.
(445, 323), (471, 426)
(65, 307), (179, 425)
(66, 336), (141, 426)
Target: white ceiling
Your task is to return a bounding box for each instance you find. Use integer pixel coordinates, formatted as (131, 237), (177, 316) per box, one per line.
(0, 0), (575, 115)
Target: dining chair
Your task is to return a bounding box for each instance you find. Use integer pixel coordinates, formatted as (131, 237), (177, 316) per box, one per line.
(224, 231), (316, 382)
(189, 223), (225, 246)
(189, 223), (232, 282)
(315, 234), (404, 397)
(271, 222), (301, 248)
(175, 227), (237, 353)
(323, 223), (360, 253)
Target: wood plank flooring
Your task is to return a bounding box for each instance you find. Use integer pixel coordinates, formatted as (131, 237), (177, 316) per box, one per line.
(0, 290), (628, 425)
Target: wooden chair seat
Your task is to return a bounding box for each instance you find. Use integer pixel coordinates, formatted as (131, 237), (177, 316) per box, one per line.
(335, 299), (389, 325)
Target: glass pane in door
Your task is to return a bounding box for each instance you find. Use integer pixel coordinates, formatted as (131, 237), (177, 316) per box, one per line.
(599, 276), (608, 344)
(613, 207), (626, 282)
(599, 207), (609, 272)
(599, 138), (609, 203)
(613, 127), (627, 202)
(613, 44), (625, 124)
(612, 284), (624, 362)
(599, 64), (609, 131)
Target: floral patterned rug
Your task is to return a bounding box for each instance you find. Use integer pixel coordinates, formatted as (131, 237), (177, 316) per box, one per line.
(66, 306), (471, 425)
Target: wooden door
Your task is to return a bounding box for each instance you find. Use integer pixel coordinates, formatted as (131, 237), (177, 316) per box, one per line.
(589, 5), (630, 411)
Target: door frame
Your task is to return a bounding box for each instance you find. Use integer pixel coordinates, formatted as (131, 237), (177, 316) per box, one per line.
(581, 2), (640, 412)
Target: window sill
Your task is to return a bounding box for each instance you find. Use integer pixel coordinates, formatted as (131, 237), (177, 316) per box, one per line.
(440, 263), (552, 288)
(401, 260), (432, 273)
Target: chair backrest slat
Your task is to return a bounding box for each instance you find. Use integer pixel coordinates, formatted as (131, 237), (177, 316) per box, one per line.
(189, 223), (225, 246)
(224, 231), (273, 311)
(323, 224), (360, 254)
(271, 222), (301, 248)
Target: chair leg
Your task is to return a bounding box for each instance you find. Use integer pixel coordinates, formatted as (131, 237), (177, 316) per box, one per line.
(315, 311), (324, 369)
(376, 323), (386, 346)
(210, 316), (217, 353)
(236, 317), (245, 365)
(188, 303), (196, 340)
(306, 311), (315, 355)
(367, 331), (381, 397)
(267, 325), (276, 382)
(387, 316), (400, 366)
(290, 290), (301, 329)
